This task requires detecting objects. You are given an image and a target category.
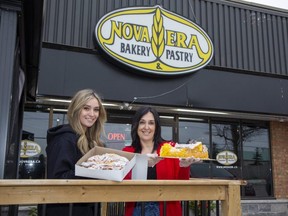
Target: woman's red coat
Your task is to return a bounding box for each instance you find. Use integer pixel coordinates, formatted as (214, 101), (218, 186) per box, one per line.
(122, 141), (190, 216)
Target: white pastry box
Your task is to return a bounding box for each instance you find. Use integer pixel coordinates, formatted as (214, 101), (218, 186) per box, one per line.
(75, 146), (147, 181)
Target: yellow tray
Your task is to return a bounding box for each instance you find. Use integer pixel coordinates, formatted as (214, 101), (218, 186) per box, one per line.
(159, 156), (216, 160)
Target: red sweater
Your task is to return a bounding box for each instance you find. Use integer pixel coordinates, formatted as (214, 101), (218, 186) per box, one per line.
(122, 141), (190, 216)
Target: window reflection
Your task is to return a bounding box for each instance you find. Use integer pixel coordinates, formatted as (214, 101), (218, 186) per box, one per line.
(102, 123), (132, 150)
(179, 120), (209, 144)
(179, 120), (272, 197)
(211, 122), (240, 181)
(242, 125), (270, 161)
(161, 126), (173, 141)
(21, 110), (273, 197)
(212, 123), (241, 158)
(102, 124), (172, 150)
(242, 124), (272, 197)
(53, 113), (68, 127)
(20, 112), (50, 179)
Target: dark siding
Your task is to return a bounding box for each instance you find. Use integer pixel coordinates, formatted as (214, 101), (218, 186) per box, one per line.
(42, 0), (288, 76)
(0, 8), (18, 178)
(38, 48), (288, 116)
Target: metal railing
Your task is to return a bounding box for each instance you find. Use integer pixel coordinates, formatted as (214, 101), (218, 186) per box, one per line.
(1, 201), (219, 216)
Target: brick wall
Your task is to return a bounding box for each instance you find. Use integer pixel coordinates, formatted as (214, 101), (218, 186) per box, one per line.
(270, 121), (288, 199)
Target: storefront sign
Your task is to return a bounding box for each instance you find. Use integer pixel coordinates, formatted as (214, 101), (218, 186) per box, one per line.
(95, 6), (214, 75)
(107, 133), (126, 140)
(216, 151), (237, 166)
(20, 140), (41, 158)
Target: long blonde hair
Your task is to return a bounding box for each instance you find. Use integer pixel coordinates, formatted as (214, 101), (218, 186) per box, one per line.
(67, 89), (107, 154)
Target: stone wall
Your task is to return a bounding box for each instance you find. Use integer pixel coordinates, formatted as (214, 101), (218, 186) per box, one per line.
(242, 199), (288, 216)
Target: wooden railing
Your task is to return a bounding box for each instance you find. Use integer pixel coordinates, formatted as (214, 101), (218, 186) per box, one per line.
(0, 178), (245, 216)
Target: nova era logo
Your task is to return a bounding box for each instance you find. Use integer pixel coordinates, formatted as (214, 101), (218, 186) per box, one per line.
(95, 6), (214, 75)
(216, 151), (238, 166)
(20, 140), (41, 158)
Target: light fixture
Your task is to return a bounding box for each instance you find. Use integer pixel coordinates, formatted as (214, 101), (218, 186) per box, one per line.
(160, 115), (174, 119)
(120, 102), (133, 110)
(47, 98), (71, 103)
(175, 108), (229, 115)
(103, 103), (119, 107)
(47, 108), (67, 112)
(45, 98), (119, 107)
(179, 117), (205, 121)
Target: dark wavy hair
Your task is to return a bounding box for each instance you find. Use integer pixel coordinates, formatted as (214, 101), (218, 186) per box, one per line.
(131, 106), (164, 153)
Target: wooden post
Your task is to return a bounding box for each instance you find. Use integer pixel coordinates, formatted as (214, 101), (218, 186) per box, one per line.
(221, 184), (242, 216)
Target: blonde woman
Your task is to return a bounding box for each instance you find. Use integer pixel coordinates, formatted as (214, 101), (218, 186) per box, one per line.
(44, 89), (107, 216)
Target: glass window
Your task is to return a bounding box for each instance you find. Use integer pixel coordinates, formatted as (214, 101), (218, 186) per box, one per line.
(102, 123), (132, 150)
(179, 119), (209, 144)
(20, 111), (67, 179)
(53, 113), (68, 127)
(20, 112), (50, 179)
(242, 123), (272, 197)
(102, 123), (173, 150)
(179, 120), (215, 179)
(211, 122), (241, 158)
(161, 126), (173, 141)
(22, 112), (49, 156)
(242, 124), (270, 161)
(21, 109), (273, 197)
(211, 122), (241, 180)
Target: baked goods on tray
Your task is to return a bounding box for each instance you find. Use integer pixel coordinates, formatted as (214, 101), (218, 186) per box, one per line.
(80, 153), (129, 170)
(159, 142), (209, 159)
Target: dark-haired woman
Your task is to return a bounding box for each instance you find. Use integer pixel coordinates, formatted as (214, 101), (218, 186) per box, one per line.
(123, 106), (200, 216)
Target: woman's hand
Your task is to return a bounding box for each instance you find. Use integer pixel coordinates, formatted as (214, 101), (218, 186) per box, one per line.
(179, 157), (202, 167)
(146, 153), (163, 167)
